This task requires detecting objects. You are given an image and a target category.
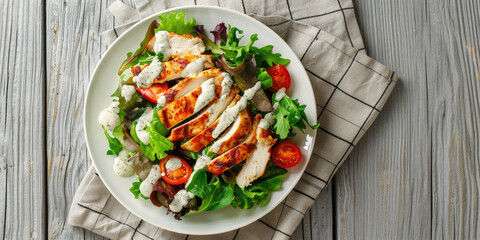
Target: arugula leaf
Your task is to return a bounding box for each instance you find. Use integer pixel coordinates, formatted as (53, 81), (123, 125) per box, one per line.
(273, 104), (292, 139)
(219, 27), (258, 66)
(186, 168), (234, 215)
(156, 12), (196, 34)
(251, 45), (290, 68)
(103, 129), (123, 156)
(257, 68), (273, 90)
(130, 177), (150, 200)
(231, 162), (287, 209)
(272, 93), (320, 139)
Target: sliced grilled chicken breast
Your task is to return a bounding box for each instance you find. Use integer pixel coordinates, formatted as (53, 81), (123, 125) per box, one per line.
(209, 108), (254, 155)
(160, 68), (222, 106)
(206, 114), (262, 176)
(147, 32), (205, 59)
(130, 55), (214, 83)
(158, 78), (222, 129)
(181, 96), (241, 152)
(168, 85), (240, 142)
(236, 127), (277, 188)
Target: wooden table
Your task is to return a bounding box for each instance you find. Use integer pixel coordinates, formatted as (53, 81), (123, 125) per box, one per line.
(1, 0), (479, 239)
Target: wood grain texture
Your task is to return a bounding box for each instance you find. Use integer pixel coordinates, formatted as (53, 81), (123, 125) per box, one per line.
(427, 1), (480, 239)
(45, 0), (115, 239)
(0, 0), (46, 239)
(333, 0), (480, 239)
(292, 184), (333, 240)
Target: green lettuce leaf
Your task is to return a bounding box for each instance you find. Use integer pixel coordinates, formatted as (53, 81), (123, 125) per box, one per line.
(103, 129), (123, 156)
(231, 162), (287, 209)
(130, 177), (150, 200)
(156, 12), (196, 34)
(186, 168), (234, 215)
(130, 109), (173, 161)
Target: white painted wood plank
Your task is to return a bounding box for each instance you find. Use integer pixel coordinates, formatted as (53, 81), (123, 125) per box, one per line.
(334, 0), (480, 239)
(333, 0), (432, 239)
(0, 0), (46, 239)
(427, 0), (480, 239)
(45, 0), (117, 239)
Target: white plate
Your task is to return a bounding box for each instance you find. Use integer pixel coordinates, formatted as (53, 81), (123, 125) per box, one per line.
(84, 5), (317, 235)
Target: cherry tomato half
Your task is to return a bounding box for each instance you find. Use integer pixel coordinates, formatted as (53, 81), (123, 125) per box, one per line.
(267, 64), (291, 92)
(159, 155), (192, 185)
(271, 141), (302, 168)
(136, 82), (169, 103)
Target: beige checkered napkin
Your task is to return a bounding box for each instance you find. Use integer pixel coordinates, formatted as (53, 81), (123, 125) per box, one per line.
(69, 1), (397, 239)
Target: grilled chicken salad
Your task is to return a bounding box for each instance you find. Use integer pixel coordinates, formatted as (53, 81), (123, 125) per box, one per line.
(99, 12), (319, 219)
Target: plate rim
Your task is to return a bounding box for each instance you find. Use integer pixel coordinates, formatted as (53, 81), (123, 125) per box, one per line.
(83, 5), (317, 235)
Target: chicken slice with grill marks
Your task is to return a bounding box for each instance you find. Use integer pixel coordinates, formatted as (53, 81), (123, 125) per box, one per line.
(130, 55), (214, 83)
(157, 75), (224, 130)
(206, 114), (262, 176)
(235, 127), (277, 188)
(168, 85), (240, 142)
(158, 68), (222, 107)
(208, 108), (254, 155)
(180, 95), (241, 152)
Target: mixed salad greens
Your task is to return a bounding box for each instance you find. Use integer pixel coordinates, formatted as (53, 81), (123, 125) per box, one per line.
(99, 11), (318, 220)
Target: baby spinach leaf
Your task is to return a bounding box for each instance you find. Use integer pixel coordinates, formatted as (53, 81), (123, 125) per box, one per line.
(186, 168), (234, 215)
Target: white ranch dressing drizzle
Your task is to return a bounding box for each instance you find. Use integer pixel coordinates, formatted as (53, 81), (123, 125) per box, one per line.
(258, 87), (287, 131)
(113, 150), (135, 177)
(133, 56), (163, 88)
(209, 141), (222, 154)
(153, 31), (171, 61)
(219, 73), (234, 99)
(211, 82), (262, 138)
(139, 165), (161, 197)
(135, 107), (154, 145)
(274, 87), (287, 102)
(121, 85), (136, 102)
(169, 189), (195, 212)
(210, 114), (241, 154)
(181, 58), (205, 78)
(194, 78), (216, 113)
(206, 73), (234, 123)
(157, 95), (166, 108)
(98, 101), (120, 131)
(165, 157), (182, 171)
(186, 154), (212, 186)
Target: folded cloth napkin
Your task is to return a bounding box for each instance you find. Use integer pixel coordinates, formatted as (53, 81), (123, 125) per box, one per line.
(69, 0), (398, 239)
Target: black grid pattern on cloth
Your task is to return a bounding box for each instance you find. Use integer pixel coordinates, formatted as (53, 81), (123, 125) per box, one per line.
(77, 203), (154, 240)
(325, 71), (397, 182)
